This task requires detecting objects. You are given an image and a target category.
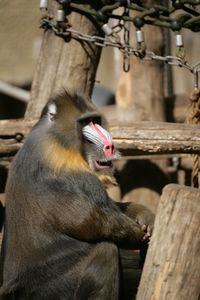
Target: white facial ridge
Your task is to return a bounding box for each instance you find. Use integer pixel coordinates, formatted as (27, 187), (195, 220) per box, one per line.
(82, 123), (113, 147)
(82, 125), (104, 146)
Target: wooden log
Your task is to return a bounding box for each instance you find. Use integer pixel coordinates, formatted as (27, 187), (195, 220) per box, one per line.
(26, 0), (101, 119)
(0, 119), (34, 137)
(0, 194), (5, 206)
(0, 139), (23, 156)
(0, 81), (30, 103)
(1, 120), (200, 157)
(110, 121), (200, 155)
(137, 184), (200, 300)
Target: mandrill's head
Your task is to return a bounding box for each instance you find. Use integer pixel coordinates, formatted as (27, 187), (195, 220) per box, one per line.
(39, 90), (120, 185)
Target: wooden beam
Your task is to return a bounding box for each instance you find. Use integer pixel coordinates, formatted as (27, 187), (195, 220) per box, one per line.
(0, 119), (34, 137)
(1, 120), (200, 157)
(110, 121), (200, 155)
(0, 81), (30, 103)
(137, 184), (200, 300)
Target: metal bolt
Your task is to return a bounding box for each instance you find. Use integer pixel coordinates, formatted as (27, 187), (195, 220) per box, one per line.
(176, 34), (184, 47)
(40, 0), (48, 9)
(101, 24), (113, 36)
(56, 9), (65, 22)
(136, 30), (144, 43)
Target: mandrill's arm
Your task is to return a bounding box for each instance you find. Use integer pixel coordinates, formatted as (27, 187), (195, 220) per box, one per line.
(45, 178), (146, 249)
(115, 201), (155, 265)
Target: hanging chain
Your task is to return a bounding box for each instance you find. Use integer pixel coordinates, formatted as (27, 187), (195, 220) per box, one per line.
(40, 16), (200, 75)
(123, 5), (131, 72)
(185, 63), (200, 188)
(39, 0), (200, 73)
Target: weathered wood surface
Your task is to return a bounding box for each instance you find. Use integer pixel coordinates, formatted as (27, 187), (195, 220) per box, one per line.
(0, 119), (34, 136)
(26, 0), (101, 119)
(1, 119), (200, 157)
(0, 194), (5, 206)
(137, 184), (200, 300)
(110, 121), (200, 155)
(0, 119), (34, 156)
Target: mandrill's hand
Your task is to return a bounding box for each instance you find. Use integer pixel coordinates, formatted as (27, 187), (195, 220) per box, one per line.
(116, 201), (155, 243)
(126, 203), (155, 267)
(134, 207), (155, 243)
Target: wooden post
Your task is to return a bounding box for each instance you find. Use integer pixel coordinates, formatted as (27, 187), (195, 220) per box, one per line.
(25, 0), (101, 119)
(137, 184), (200, 300)
(116, 2), (164, 122)
(114, 1), (166, 214)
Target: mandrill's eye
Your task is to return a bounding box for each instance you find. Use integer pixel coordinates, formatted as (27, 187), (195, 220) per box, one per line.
(48, 112), (55, 122)
(77, 113), (102, 128)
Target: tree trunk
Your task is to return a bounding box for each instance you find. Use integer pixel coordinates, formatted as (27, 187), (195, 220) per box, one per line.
(137, 184), (200, 300)
(25, 0), (101, 119)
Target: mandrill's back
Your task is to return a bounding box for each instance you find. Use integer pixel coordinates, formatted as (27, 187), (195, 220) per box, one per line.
(0, 125), (93, 299)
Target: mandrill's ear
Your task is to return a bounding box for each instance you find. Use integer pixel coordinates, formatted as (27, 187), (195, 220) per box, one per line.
(47, 102), (57, 122)
(40, 101), (57, 121)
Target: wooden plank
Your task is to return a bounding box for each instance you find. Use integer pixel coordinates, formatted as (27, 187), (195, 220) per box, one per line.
(0, 119), (34, 136)
(1, 119), (200, 156)
(137, 184), (200, 300)
(110, 121), (200, 155)
(0, 194), (5, 206)
(0, 139), (23, 156)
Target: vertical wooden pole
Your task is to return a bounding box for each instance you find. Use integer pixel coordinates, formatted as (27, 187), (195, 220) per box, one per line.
(137, 184), (200, 300)
(116, 6), (165, 122)
(26, 0), (101, 119)
(114, 1), (167, 214)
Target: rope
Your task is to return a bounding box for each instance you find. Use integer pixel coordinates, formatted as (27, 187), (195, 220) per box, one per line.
(186, 88), (200, 188)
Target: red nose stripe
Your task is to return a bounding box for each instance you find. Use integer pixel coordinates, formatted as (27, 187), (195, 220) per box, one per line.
(89, 122), (110, 145)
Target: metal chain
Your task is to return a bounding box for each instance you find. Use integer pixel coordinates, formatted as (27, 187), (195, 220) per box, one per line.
(40, 0), (200, 84)
(123, 6), (131, 72)
(40, 17), (200, 76)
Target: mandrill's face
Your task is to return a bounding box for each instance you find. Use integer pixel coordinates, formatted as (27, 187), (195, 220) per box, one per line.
(41, 91), (120, 177)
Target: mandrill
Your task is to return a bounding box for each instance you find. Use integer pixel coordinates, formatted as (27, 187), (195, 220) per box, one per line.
(0, 91), (154, 300)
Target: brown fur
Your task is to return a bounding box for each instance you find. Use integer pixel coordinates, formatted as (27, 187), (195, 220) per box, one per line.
(42, 136), (90, 173)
